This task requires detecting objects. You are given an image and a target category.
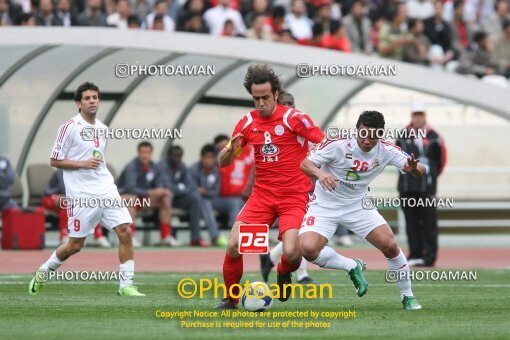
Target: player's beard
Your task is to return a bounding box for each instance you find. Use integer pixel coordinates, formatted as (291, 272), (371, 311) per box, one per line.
(82, 107), (98, 119)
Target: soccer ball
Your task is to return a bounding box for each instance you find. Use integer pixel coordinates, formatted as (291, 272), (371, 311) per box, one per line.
(240, 281), (273, 312)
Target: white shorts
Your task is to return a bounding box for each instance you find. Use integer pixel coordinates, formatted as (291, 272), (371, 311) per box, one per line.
(66, 193), (132, 238)
(299, 199), (387, 240)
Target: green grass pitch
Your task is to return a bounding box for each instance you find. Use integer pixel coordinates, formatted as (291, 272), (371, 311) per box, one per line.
(1, 270), (509, 339)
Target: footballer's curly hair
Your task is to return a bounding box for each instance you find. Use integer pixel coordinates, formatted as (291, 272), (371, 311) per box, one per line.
(356, 111), (385, 129)
(243, 64), (285, 104)
(74, 81), (100, 102)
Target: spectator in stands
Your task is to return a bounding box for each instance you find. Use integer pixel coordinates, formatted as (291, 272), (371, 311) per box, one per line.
(107, 0), (131, 28)
(0, 156), (17, 212)
(495, 20), (510, 66)
(142, 0), (175, 31)
(265, 5), (285, 35)
(403, 18), (430, 65)
(117, 141), (179, 247)
(423, 0), (454, 62)
(342, 0), (372, 54)
(221, 18), (238, 35)
(71, 0), (88, 19)
(189, 144), (230, 247)
(160, 145), (208, 247)
(463, 0), (495, 30)
(313, 2), (334, 35)
(176, 0), (209, 30)
(17, 12), (35, 25)
(378, 4), (413, 60)
(151, 13), (166, 29)
(397, 102), (446, 267)
(127, 13), (140, 27)
(299, 22), (325, 46)
(166, 0), (182, 23)
(203, 0), (246, 35)
(55, 0), (73, 27)
(244, 0), (268, 28)
(370, 14), (386, 51)
(130, 0), (152, 20)
(76, 0), (108, 26)
(35, 0), (61, 25)
(457, 30), (508, 77)
(285, 0), (313, 41)
(278, 28), (297, 43)
(245, 13), (274, 40)
(0, 0), (21, 26)
(450, 0), (472, 55)
(322, 20), (352, 51)
(180, 11), (208, 32)
(484, 0), (509, 43)
(407, 0), (434, 20)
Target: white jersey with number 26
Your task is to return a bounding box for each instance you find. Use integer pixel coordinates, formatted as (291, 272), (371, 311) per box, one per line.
(307, 137), (410, 207)
(50, 114), (117, 198)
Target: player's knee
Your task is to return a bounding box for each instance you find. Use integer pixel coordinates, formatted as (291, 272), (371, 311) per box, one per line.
(117, 225), (132, 243)
(68, 241), (83, 254)
(299, 238), (318, 261)
(226, 238), (239, 256)
(381, 237), (399, 258)
(283, 245), (300, 264)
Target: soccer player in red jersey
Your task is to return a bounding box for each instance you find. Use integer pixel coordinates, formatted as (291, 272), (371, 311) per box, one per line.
(215, 64), (325, 309)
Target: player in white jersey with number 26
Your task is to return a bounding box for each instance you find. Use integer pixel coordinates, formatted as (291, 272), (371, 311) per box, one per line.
(299, 111), (426, 310)
(29, 82), (144, 297)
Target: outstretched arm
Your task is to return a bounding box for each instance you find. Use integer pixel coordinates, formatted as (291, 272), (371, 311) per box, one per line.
(403, 153), (426, 177)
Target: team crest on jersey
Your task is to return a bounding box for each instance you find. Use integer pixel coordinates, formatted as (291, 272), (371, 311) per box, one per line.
(274, 125), (285, 136)
(260, 144), (280, 162)
(372, 158), (380, 168)
(260, 144), (279, 155)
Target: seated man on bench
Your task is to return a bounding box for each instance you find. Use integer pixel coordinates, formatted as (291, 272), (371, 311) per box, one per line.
(117, 141), (179, 247)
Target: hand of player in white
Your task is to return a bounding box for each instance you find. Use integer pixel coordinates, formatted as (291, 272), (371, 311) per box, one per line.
(82, 158), (102, 169)
(403, 153), (419, 172)
(318, 171), (340, 191)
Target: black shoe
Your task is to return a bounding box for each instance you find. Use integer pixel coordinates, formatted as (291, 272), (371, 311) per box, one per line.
(297, 276), (318, 285)
(277, 273), (292, 302)
(214, 298), (238, 310)
(259, 254), (274, 283)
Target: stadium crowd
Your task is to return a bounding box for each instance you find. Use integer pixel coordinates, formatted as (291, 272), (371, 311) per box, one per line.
(1, 0), (510, 78)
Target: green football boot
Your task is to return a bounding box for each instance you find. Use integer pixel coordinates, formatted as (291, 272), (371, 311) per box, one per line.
(402, 296), (422, 310)
(348, 259), (368, 297)
(118, 285), (145, 296)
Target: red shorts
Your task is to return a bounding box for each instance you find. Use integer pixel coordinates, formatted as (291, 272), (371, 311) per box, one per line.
(236, 188), (309, 240)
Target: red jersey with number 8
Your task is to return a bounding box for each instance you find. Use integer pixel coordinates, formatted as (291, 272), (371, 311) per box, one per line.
(232, 104), (324, 195)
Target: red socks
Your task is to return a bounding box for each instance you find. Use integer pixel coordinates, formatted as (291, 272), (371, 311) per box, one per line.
(277, 254), (302, 275)
(94, 225), (103, 239)
(223, 253), (243, 302)
(160, 223), (172, 239)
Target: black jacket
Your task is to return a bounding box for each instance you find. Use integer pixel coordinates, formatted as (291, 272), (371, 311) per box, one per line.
(397, 127), (444, 194)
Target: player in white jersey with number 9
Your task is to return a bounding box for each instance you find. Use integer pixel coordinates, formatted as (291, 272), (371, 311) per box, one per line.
(299, 111), (426, 310)
(28, 82), (144, 297)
